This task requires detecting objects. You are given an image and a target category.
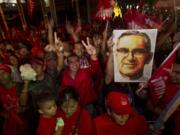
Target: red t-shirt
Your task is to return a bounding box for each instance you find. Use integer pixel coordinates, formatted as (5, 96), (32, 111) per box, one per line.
(37, 110), (62, 135)
(94, 112), (148, 135)
(37, 106), (94, 135)
(61, 59), (99, 106)
(0, 86), (26, 135)
(60, 106), (94, 135)
(0, 86), (19, 112)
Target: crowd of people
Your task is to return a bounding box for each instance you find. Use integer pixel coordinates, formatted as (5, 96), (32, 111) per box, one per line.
(0, 19), (179, 135)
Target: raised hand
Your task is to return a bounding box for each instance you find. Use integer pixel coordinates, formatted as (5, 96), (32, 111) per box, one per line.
(44, 32), (64, 54)
(75, 18), (82, 34)
(93, 34), (102, 47)
(47, 19), (54, 29)
(82, 37), (97, 56)
(54, 32), (64, 54)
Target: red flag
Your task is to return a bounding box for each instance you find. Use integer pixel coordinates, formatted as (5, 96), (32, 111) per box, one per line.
(124, 9), (162, 29)
(27, 0), (36, 18)
(95, 0), (114, 20)
(148, 44), (180, 105)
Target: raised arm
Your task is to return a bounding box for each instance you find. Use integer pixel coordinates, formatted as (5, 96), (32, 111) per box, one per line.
(66, 21), (80, 43)
(81, 37), (97, 60)
(47, 20), (54, 45)
(82, 37), (99, 75)
(45, 32), (64, 72)
(101, 21), (109, 61)
(105, 36), (114, 85)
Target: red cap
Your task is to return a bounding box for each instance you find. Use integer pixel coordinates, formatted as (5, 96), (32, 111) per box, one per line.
(30, 58), (44, 66)
(0, 64), (11, 73)
(106, 92), (132, 114)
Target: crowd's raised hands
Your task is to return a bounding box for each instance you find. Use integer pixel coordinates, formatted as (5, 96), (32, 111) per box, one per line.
(45, 32), (64, 54)
(81, 37), (97, 60)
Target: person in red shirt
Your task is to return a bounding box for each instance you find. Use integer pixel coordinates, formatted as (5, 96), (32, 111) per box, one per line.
(0, 64), (27, 135)
(37, 86), (94, 135)
(36, 91), (64, 135)
(58, 86), (94, 135)
(61, 37), (100, 106)
(94, 91), (148, 135)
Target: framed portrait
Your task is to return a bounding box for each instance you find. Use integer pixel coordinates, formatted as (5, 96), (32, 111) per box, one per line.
(113, 29), (157, 82)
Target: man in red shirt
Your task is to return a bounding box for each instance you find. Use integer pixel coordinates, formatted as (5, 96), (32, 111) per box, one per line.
(61, 38), (100, 106)
(94, 91), (148, 135)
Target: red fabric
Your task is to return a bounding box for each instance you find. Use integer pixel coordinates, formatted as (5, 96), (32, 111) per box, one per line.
(31, 46), (44, 58)
(0, 86), (27, 135)
(37, 109), (62, 135)
(93, 66), (103, 96)
(37, 106), (94, 135)
(94, 112), (148, 135)
(148, 46), (178, 105)
(60, 106), (94, 135)
(159, 83), (179, 109)
(10, 27), (26, 42)
(106, 92), (132, 114)
(61, 59), (99, 106)
(27, 0), (36, 18)
(124, 9), (145, 29)
(3, 112), (27, 135)
(0, 64), (11, 73)
(95, 0), (114, 20)
(27, 30), (41, 47)
(97, 0), (113, 9)
(0, 86), (18, 112)
(124, 9), (162, 29)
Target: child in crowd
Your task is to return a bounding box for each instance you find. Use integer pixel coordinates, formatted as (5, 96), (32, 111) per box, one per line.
(58, 86), (94, 135)
(37, 86), (94, 135)
(36, 90), (64, 135)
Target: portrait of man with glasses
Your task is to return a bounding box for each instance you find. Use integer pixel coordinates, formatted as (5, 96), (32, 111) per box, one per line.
(113, 30), (157, 82)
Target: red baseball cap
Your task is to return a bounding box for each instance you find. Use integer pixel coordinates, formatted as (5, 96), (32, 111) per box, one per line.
(30, 57), (44, 66)
(106, 92), (132, 114)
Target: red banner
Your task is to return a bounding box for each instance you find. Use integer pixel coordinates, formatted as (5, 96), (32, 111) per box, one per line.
(148, 44), (180, 105)
(27, 0), (36, 18)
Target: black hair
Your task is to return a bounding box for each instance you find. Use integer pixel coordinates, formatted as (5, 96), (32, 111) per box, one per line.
(117, 31), (151, 52)
(67, 53), (79, 63)
(104, 83), (129, 98)
(59, 86), (79, 105)
(35, 86), (55, 109)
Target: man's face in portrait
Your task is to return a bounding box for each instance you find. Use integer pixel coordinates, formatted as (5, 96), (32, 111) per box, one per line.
(115, 35), (151, 79)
